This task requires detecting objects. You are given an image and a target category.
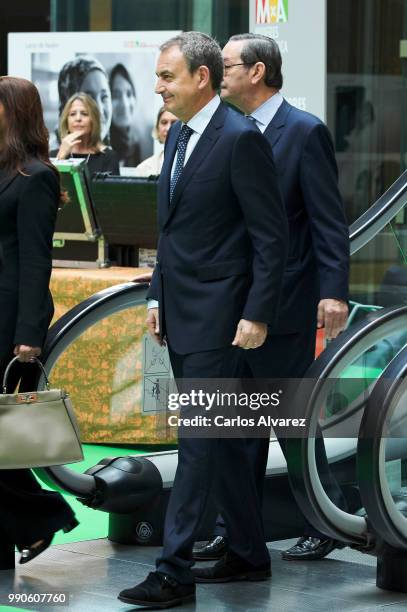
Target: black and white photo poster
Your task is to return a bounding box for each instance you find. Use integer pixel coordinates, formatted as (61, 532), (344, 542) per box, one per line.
(8, 31), (179, 168)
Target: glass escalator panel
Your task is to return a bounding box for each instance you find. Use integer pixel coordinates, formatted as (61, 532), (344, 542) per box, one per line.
(42, 284), (174, 446)
(349, 188), (407, 324)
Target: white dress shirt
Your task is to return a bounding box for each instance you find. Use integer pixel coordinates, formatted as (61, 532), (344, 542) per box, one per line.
(170, 94), (221, 176)
(148, 95), (221, 309)
(249, 91), (284, 133)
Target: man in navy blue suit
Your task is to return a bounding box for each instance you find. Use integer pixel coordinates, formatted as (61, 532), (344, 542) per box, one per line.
(118, 32), (288, 608)
(193, 33), (350, 565)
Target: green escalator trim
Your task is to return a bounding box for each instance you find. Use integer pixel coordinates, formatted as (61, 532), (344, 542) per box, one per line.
(0, 607), (34, 612)
(341, 365), (383, 378)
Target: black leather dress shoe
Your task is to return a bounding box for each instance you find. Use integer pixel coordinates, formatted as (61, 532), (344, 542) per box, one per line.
(193, 536), (228, 561)
(281, 536), (344, 561)
(19, 517), (79, 565)
(193, 551), (271, 583)
(118, 572), (195, 609)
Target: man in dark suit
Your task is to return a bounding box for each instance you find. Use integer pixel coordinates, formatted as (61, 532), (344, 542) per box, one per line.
(193, 33), (350, 564)
(118, 32), (288, 608)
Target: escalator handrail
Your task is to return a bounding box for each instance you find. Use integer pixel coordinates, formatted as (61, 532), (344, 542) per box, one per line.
(42, 281), (149, 364)
(357, 344), (407, 550)
(286, 304), (407, 544)
(349, 169), (407, 255)
(37, 281), (149, 498)
(305, 304), (407, 381)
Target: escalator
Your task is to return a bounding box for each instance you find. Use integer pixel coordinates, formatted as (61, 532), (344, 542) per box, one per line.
(32, 171), (407, 588)
(357, 344), (407, 591)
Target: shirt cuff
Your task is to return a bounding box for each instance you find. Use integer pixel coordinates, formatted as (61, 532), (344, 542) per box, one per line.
(147, 299), (159, 309)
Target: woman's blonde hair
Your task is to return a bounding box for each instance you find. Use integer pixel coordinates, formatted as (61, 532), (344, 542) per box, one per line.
(59, 92), (104, 152)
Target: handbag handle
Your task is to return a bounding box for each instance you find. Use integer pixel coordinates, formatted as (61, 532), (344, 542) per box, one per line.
(2, 356), (50, 394)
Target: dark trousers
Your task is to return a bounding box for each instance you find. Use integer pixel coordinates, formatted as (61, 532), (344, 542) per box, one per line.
(156, 345), (270, 584)
(0, 351), (75, 570)
(213, 330), (348, 540)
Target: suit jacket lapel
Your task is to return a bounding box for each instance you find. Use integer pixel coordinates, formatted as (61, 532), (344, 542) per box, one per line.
(160, 122), (180, 199)
(264, 98), (292, 148)
(157, 122), (180, 226)
(163, 103), (227, 227)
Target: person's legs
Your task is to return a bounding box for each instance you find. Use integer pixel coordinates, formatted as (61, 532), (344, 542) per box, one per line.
(199, 330), (348, 557)
(246, 332), (348, 552)
(119, 343), (270, 605)
(157, 345), (269, 584)
(0, 470), (76, 550)
(0, 524), (15, 570)
(0, 354), (77, 559)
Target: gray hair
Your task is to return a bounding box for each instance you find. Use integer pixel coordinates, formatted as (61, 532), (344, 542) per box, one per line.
(229, 33), (283, 89)
(160, 31), (223, 91)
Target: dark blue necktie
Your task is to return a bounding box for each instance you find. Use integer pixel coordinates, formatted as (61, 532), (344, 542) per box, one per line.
(170, 124), (194, 201)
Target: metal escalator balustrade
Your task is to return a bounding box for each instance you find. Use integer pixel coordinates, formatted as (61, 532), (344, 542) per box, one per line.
(37, 281), (150, 503)
(348, 170), (407, 312)
(285, 304), (407, 547)
(349, 169), (407, 255)
(357, 344), (407, 549)
(355, 344), (407, 592)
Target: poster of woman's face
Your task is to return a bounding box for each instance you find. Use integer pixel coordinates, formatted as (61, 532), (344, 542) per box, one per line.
(31, 50), (157, 167)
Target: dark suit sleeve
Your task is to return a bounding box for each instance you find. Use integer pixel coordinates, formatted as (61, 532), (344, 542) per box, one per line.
(146, 265), (160, 301)
(145, 126), (178, 304)
(231, 129), (289, 326)
(300, 123), (349, 301)
(14, 167), (59, 347)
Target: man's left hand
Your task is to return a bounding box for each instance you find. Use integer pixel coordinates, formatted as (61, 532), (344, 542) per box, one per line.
(232, 319), (267, 350)
(317, 299), (348, 340)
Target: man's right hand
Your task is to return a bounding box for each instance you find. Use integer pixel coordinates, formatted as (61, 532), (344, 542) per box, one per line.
(132, 271), (153, 283)
(146, 307), (165, 346)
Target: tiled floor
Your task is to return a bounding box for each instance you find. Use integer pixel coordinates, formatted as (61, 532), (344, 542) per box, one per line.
(1, 539), (407, 611)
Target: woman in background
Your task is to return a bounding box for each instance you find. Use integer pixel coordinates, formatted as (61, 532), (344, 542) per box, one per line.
(54, 93), (120, 175)
(109, 63), (141, 167)
(58, 56), (112, 144)
(134, 106), (177, 177)
(0, 76), (78, 570)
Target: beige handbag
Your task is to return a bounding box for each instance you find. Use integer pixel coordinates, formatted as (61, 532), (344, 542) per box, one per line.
(0, 357), (84, 469)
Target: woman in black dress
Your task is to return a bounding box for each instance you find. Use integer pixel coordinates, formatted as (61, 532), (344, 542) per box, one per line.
(0, 76), (78, 570)
(53, 92), (119, 175)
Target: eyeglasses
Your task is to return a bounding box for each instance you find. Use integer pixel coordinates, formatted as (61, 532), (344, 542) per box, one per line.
(223, 62), (255, 72)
